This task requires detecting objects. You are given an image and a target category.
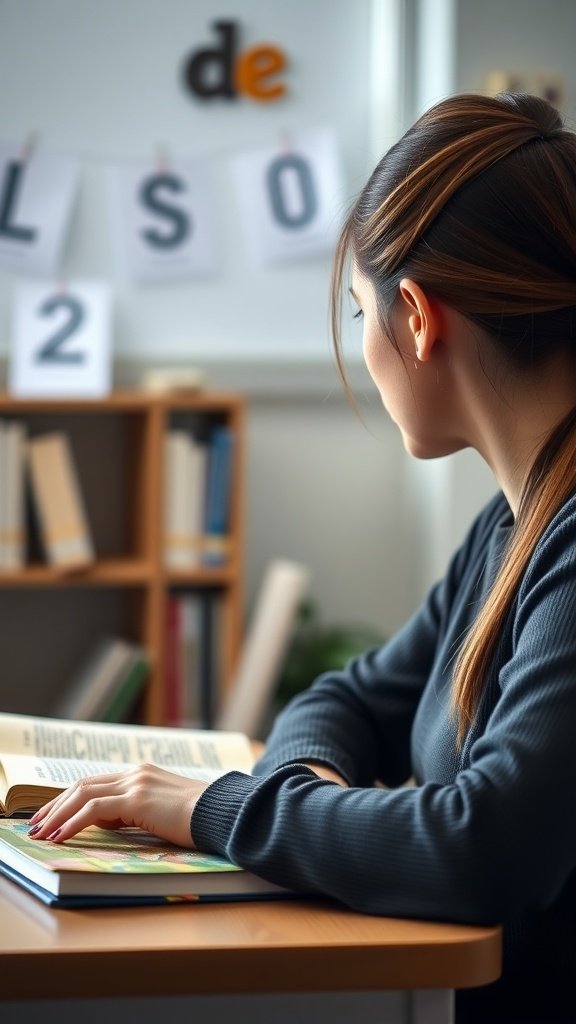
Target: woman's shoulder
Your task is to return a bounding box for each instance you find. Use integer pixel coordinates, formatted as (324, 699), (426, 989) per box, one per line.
(531, 489), (576, 561)
(520, 490), (576, 594)
(459, 489), (512, 556)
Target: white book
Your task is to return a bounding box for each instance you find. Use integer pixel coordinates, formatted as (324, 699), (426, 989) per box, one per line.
(164, 431), (207, 569)
(217, 560), (310, 737)
(164, 430), (194, 569)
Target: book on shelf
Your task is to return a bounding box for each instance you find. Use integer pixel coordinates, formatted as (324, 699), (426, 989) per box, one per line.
(165, 591), (220, 728)
(0, 820), (293, 908)
(0, 418), (27, 571)
(26, 432), (95, 571)
(165, 596), (185, 726)
(163, 429), (207, 570)
(203, 425), (234, 566)
(53, 638), (150, 724)
(180, 593), (203, 724)
(0, 711), (254, 819)
(163, 424), (234, 570)
(0, 712), (288, 908)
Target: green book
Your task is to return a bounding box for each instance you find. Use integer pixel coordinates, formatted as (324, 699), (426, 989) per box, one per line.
(100, 649), (150, 723)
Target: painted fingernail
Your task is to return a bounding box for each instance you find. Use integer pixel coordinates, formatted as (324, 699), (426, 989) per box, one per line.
(28, 824), (41, 837)
(47, 828), (62, 842)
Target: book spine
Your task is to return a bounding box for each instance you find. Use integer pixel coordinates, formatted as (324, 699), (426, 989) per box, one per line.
(4, 420), (27, 571)
(202, 427), (234, 566)
(180, 593), (202, 725)
(199, 591), (218, 728)
(27, 433), (95, 571)
(100, 648), (150, 723)
(164, 431), (195, 570)
(165, 595), (184, 726)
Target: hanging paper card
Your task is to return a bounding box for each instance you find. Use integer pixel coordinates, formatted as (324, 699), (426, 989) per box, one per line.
(0, 142), (78, 276)
(232, 127), (345, 267)
(9, 281), (112, 398)
(109, 158), (218, 283)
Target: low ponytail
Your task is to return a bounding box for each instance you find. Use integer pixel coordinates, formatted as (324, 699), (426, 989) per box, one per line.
(452, 407), (576, 744)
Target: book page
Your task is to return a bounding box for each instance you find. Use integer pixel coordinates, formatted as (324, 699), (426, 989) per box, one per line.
(0, 713), (254, 773)
(0, 753), (236, 792)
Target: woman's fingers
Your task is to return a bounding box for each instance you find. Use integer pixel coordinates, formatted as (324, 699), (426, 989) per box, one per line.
(28, 772), (125, 826)
(28, 765), (209, 849)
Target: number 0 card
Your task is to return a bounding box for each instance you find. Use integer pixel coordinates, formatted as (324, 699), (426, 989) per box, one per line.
(9, 281), (112, 398)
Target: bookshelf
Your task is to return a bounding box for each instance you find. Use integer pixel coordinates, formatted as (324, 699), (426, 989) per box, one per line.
(0, 390), (245, 726)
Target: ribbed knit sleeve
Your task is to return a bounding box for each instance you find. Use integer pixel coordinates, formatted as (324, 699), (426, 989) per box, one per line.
(191, 493), (576, 934)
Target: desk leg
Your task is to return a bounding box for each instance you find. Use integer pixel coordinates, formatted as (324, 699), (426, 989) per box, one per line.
(408, 989), (454, 1024)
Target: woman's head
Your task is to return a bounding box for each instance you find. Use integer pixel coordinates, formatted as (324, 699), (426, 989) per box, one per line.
(332, 92), (576, 377)
(334, 93), (576, 743)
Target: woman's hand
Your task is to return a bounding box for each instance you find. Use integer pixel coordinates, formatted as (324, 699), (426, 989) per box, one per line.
(27, 764), (209, 848)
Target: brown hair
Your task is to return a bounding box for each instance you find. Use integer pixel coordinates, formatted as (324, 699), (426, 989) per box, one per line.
(331, 92), (576, 743)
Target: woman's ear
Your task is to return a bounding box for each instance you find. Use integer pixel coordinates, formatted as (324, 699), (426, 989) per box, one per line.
(398, 278), (440, 363)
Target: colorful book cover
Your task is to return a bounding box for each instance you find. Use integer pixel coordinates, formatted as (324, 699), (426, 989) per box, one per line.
(0, 819), (296, 907)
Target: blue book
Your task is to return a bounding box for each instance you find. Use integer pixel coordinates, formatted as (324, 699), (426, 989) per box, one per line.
(203, 427), (234, 566)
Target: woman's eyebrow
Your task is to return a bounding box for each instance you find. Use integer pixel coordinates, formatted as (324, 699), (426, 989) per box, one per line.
(349, 286), (360, 304)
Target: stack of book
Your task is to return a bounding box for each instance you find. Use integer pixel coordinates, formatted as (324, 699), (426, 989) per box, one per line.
(164, 425), (234, 570)
(0, 426), (95, 573)
(164, 591), (221, 728)
(0, 711), (295, 907)
(53, 638), (150, 724)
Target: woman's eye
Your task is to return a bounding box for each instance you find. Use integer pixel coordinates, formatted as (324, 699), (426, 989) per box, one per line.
(353, 308), (364, 320)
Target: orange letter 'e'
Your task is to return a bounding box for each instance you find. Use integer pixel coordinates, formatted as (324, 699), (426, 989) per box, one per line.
(235, 44), (287, 101)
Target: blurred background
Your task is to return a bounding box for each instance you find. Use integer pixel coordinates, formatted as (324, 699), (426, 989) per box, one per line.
(0, 0), (574, 658)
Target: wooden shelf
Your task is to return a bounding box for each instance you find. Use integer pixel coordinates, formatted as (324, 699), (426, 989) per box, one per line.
(0, 390), (246, 725)
(0, 558), (153, 586)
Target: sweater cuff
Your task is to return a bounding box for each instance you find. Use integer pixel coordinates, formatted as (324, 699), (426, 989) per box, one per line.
(190, 765), (317, 856)
(254, 743), (356, 785)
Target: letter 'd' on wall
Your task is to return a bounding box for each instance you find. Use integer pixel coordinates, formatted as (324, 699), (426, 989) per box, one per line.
(183, 20), (287, 103)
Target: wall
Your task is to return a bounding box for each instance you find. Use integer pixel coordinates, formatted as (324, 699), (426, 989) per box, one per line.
(0, 0), (375, 361)
(0, 0), (414, 639)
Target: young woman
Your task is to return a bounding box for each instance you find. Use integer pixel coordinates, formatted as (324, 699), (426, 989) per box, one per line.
(29, 92), (576, 1022)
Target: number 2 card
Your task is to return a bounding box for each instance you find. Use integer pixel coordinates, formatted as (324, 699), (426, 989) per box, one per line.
(9, 281), (112, 398)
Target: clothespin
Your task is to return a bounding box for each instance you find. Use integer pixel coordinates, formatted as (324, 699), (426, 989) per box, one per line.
(279, 129), (294, 156)
(155, 144), (170, 176)
(19, 131), (39, 164)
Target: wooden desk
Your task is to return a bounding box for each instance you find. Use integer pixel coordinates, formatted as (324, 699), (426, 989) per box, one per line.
(0, 875), (501, 1023)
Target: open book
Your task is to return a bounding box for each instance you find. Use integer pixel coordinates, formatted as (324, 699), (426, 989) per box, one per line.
(0, 713), (298, 907)
(0, 712), (254, 817)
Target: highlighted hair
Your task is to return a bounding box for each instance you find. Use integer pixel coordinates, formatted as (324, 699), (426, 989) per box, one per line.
(331, 93), (576, 743)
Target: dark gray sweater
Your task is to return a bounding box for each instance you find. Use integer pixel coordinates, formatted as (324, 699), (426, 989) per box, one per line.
(192, 491), (576, 1022)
